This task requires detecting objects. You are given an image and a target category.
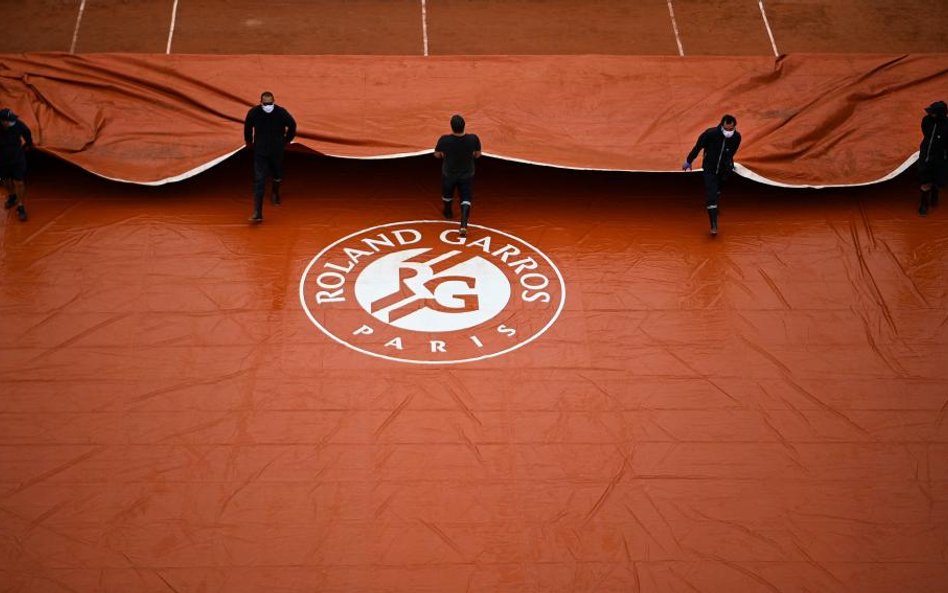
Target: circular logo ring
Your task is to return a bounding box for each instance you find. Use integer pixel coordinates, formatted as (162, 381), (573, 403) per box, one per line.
(299, 220), (566, 364)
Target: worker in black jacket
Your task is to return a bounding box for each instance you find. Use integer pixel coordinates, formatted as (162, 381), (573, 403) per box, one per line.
(683, 115), (742, 236)
(1, 108), (34, 222)
(244, 91), (296, 223)
(917, 100), (947, 216)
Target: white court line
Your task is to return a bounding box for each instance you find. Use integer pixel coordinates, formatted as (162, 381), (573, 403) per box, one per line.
(166, 0), (180, 54)
(69, 0), (87, 54)
(666, 1), (685, 57)
(421, 0), (429, 56)
(758, 0), (779, 56)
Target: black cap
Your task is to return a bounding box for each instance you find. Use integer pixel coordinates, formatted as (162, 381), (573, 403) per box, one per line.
(0, 108), (16, 122)
(925, 101), (947, 117)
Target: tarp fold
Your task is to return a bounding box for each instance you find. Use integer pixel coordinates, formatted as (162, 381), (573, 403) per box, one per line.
(1, 53), (946, 186)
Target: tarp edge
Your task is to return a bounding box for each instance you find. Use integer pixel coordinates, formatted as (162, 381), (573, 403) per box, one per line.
(71, 147), (923, 188)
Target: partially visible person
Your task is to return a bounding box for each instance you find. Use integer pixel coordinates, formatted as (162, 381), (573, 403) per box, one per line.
(243, 91), (296, 223)
(683, 114), (742, 236)
(917, 100), (947, 217)
(1, 108), (34, 222)
(435, 114), (481, 238)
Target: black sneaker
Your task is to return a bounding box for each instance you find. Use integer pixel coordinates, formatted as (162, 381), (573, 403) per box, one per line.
(271, 193), (281, 206)
(16, 205), (27, 222)
(919, 204), (929, 217)
(459, 227), (467, 238)
(248, 212), (263, 223)
(4, 195), (17, 209)
(710, 224), (718, 236)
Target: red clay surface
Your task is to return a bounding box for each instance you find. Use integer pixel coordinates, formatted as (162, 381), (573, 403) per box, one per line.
(70, 0), (174, 53)
(425, 0), (681, 55)
(1, 0), (947, 55)
(672, 0), (777, 55)
(1, 152), (947, 592)
(0, 0), (80, 54)
(767, 0), (948, 54)
(173, 1), (425, 55)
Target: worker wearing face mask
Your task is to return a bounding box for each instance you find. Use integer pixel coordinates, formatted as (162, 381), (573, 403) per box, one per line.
(243, 91), (297, 223)
(917, 100), (947, 217)
(682, 114), (742, 236)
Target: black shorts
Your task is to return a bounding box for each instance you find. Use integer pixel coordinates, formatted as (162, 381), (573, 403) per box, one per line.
(0, 154), (27, 181)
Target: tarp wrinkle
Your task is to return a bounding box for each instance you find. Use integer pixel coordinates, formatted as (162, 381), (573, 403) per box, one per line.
(1, 53), (946, 187)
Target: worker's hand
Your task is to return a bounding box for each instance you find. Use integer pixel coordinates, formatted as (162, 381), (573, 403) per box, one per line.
(681, 161), (691, 171)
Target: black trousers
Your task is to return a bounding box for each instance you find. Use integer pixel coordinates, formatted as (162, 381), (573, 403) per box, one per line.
(0, 153), (27, 181)
(253, 151), (284, 212)
(703, 171), (722, 210)
(918, 160), (947, 188)
(442, 175), (474, 226)
(442, 175), (473, 205)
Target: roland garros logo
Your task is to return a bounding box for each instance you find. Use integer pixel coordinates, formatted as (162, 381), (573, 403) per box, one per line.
(299, 221), (566, 364)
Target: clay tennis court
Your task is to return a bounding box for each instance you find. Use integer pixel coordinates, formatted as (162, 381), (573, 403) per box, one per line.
(2, 2), (948, 592)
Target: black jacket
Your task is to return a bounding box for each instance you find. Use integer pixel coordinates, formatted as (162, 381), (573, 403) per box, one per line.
(0, 120), (33, 159)
(686, 126), (742, 175)
(919, 114), (947, 165)
(244, 105), (296, 155)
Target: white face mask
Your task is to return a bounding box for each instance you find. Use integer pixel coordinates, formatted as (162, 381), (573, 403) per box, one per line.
(722, 127), (735, 138)
(262, 104), (275, 113)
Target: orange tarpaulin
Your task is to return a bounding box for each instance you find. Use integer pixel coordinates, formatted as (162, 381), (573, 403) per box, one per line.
(2, 152), (948, 593)
(2, 53), (946, 186)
